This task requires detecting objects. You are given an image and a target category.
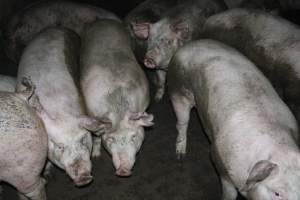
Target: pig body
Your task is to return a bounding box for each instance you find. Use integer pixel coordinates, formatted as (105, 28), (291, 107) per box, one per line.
(0, 75), (16, 92)
(16, 28), (107, 186)
(80, 19), (154, 177)
(168, 39), (300, 199)
(0, 78), (47, 199)
(131, 0), (226, 101)
(202, 8), (300, 123)
(4, 1), (120, 62)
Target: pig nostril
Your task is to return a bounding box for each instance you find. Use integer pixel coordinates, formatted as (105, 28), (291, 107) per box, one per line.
(144, 57), (156, 69)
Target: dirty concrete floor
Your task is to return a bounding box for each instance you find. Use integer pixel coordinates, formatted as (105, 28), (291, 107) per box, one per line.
(1, 64), (246, 199)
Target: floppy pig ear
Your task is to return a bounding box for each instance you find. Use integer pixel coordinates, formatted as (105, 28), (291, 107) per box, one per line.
(170, 20), (189, 39)
(131, 22), (151, 40)
(242, 160), (278, 192)
(129, 112), (154, 127)
(79, 116), (112, 136)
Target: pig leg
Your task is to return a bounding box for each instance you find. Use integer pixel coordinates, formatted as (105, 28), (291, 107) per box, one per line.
(154, 70), (166, 102)
(43, 161), (53, 178)
(171, 95), (192, 159)
(17, 178), (46, 200)
(92, 136), (102, 158)
(221, 177), (237, 200)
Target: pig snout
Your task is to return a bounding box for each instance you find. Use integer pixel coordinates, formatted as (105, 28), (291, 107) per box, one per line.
(144, 57), (157, 69)
(67, 160), (93, 186)
(115, 166), (132, 177)
(73, 173), (93, 187)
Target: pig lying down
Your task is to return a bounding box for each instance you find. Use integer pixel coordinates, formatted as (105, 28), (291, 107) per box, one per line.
(168, 39), (300, 199)
(4, 0), (120, 62)
(80, 19), (154, 177)
(0, 75), (16, 92)
(0, 77), (47, 200)
(202, 8), (300, 124)
(131, 0), (226, 101)
(16, 28), (108, 186)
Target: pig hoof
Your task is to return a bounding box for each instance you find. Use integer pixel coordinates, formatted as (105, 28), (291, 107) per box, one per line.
(176, 145), (186, 160)
(92, 149), (101, 158)
(154, 91), (164, 102)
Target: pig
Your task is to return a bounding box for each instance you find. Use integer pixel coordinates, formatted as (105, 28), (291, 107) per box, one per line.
(124, 0), (182, 62)
(131, 0), (226, 101)
(80, 19), (154, 177)
(16, 28), (109, 186)
(202, 8), (300, 124)
(168, 39), (300, 199)
(0, 77), (47, 200)
(4, 0), (120, 62)
(0, 75), (16, 92)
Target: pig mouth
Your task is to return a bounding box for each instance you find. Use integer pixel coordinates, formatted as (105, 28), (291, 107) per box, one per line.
(144, 57), (157, 69)
(115, 166), (132, 177)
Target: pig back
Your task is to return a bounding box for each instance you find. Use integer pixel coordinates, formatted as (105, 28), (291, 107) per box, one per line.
(80, 19), (149, 120)
(16, 27), (83, 118)
(0, 92), (47, 179)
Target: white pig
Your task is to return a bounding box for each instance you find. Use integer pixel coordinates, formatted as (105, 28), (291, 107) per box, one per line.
(80, 19), (154, 177)
(168, 39), (300, 199)
(16, 28), (109, 186)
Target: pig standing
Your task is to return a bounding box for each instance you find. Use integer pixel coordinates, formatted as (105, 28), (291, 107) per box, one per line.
(0, 77), (47, 200)
(202, 8), (300, 124)
(124, 0), (182, 62)
(80, 19), (154, 177)
(168, 39), (300, 199)
(0, 75), (16, 92)
(4, 1), (120, 62)
(131, 0), (226, 101)
(16, 28), (108, 186)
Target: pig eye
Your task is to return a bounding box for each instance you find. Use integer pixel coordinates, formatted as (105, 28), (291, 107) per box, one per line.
(106, 137), (115, 148)
(54, 142), (64, 154)
(131, 134), (137, 142)
(166, 40), (172, 45)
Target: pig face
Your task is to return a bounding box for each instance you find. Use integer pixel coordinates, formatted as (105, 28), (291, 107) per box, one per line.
(38, 111), (110, 186)
(48, 126), (94, 186)
(102, 112), (154, 177)
(132, 19), (189, 69)
(242, 160), (300, 200)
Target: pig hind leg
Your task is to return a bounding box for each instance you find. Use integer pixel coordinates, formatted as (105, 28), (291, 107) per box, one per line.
(92, 136), (102, 158)
(221, 177), (238, 200)
(154, 70), (167, 102)
(171, 94), (193, 159)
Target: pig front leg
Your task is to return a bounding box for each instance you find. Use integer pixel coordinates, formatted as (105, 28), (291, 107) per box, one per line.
(154, 70), (166, 102)
(171, 94), (192, 159)
(221, 177), (238, 200)
(92, 136), (102, 158)
(18, 178), (46, 200)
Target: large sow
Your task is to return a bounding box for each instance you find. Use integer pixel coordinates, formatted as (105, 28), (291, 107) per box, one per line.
(168, 40), (300, 199)
(131, 0), (226, 101)
(80, 19), (154, 177)
(202, 8), (300, 123)
(4, 1), (120, 62)
(16, 28), (107, 186)
(0, 78), (47, 200)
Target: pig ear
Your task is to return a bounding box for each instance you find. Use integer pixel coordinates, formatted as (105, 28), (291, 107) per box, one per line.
(17, 76), (35, 102)
(131, 22), (151, 40)
(129, 112), (154, 127)
(170, 20), (189, 40)
(242, 160), (278, 192)
(79, 116), (112, 136)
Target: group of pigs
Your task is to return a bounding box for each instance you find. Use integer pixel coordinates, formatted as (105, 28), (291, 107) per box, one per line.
(0, 0), (300, 199)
